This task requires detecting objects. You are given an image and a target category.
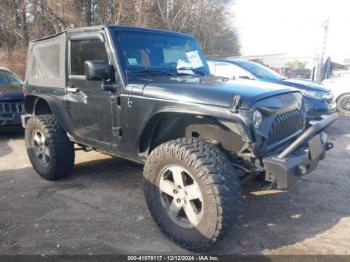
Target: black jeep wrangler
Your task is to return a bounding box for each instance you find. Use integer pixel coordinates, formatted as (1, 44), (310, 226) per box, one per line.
(22, 25), (336, 251)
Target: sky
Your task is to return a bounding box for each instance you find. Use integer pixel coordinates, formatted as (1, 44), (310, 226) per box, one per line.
(227, 0), (350, 63)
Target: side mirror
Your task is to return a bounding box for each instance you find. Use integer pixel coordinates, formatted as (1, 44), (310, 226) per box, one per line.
(84, 60), (112, 81)
(239, 75), (254, 80)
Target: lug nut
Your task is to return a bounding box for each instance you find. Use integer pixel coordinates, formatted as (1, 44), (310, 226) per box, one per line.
(173, 189), (178, 194)
(177, 198), (181, 203)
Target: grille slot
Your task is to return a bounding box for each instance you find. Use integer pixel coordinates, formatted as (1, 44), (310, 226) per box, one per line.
(265, 109), (304, 147)
(0, 102), (24, 113)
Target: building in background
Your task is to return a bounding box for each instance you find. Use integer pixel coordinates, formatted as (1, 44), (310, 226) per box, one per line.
(343, 58), (350, 70)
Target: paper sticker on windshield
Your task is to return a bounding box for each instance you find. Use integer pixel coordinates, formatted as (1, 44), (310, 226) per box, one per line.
(128, 58), (138, 65)
(176, 59), (192, 69)
(186, 51), (203, 69)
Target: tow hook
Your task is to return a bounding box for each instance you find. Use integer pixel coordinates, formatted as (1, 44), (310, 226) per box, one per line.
(297, 165), (307, 175)
(325, 142), (333, 151)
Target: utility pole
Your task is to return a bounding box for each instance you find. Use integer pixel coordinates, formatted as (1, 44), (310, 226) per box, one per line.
(315, 18), (329, 82)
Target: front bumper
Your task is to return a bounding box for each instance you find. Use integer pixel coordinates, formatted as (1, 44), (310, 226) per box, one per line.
(262, 113), (337, 188)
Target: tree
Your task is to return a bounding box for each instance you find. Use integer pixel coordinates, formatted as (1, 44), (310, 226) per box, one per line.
(151, 0), (240, 56)
(0, 0), (240, 76)
(286, 59), (307, 70)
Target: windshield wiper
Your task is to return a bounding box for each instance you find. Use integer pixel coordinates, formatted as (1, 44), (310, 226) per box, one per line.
(131, 68), (174, 76)
(175, 67), (205, 76)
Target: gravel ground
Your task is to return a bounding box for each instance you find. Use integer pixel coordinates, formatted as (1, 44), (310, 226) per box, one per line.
(0, 116), (349, 255)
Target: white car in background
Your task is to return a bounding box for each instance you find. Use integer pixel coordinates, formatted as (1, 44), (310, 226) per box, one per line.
(323, 73), (350, 114)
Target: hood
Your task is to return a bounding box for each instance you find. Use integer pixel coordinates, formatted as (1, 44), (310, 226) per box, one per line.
(0, 84), (24, 101)
(133, 75), (298, 109)
(266, 78), (330, 93)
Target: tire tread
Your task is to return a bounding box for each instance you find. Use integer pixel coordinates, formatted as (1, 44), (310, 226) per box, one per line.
(25, 114), (75, 180)
(144, 138), (240, 251)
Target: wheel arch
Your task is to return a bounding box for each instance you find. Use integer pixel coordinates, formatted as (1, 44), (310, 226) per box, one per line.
(139, 112), (247, 156)
(24, 95), (70, 132)
(336, 92), (350, 102)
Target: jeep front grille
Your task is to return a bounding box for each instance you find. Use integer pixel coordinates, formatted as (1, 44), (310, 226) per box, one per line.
(0, 102), (24, 114)
(265, 109), (304, 148)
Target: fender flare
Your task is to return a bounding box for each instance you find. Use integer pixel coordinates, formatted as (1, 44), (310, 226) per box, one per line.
(24, 95), (72, 133)
(138, 107), (252, 155)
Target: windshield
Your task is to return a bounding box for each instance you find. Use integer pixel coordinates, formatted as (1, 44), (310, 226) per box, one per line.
(0, 70), (23, 85)
(112, 29), (209, 76)
(234, 60), (283, 81)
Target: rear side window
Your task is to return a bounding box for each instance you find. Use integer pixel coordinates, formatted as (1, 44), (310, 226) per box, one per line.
(70, 39), (108, 76)
(31, 44), (61, 79)
(27, 33), (66, 88)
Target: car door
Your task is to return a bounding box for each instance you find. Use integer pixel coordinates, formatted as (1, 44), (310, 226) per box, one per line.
(66, 32), (117, 150)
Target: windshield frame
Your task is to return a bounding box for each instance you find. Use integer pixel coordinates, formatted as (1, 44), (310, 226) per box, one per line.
(110, 28), (210, 80)
(0, 70), (23, 85)
(232, 60), (284, 81)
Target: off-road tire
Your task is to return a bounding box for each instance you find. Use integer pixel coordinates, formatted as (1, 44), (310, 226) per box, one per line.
(143, 138), (240, 251)
(337, 93), (350, 115)
(25, 114), (75, 180)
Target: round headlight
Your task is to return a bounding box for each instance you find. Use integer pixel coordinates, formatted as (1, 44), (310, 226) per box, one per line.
(253, 110), (263, 128)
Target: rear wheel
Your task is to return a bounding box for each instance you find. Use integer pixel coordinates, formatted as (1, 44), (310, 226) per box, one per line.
(143, 138), (240, 251)
(337, 94), (350, 115)
(25, 114), (75, 180)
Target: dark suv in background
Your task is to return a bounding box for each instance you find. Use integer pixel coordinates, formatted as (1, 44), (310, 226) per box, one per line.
(208, 59), (336, 122)
(0, 67), (25, 130)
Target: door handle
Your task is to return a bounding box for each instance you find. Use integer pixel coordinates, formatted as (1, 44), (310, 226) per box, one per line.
(127, 96), (133, 107)
(65, 86), (80, 93)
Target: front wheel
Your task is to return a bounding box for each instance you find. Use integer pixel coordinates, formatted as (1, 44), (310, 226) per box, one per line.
(25, 114), (75, 180)
(337, 94), (350, 115)
(143, 138), (240, 251)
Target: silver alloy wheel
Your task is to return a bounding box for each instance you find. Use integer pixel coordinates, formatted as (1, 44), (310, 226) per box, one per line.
(32, 130), (50, 167)
(159, 165), (204, 228)
(340, 95), (350, 113)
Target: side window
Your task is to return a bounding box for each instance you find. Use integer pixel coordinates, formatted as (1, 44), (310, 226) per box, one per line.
(234, 65), (255, 80)
(208, 62), (216, 74)
(209, 62), (255, 80)
(70, 39), (108, 76)
(214, 63), (237, 79)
